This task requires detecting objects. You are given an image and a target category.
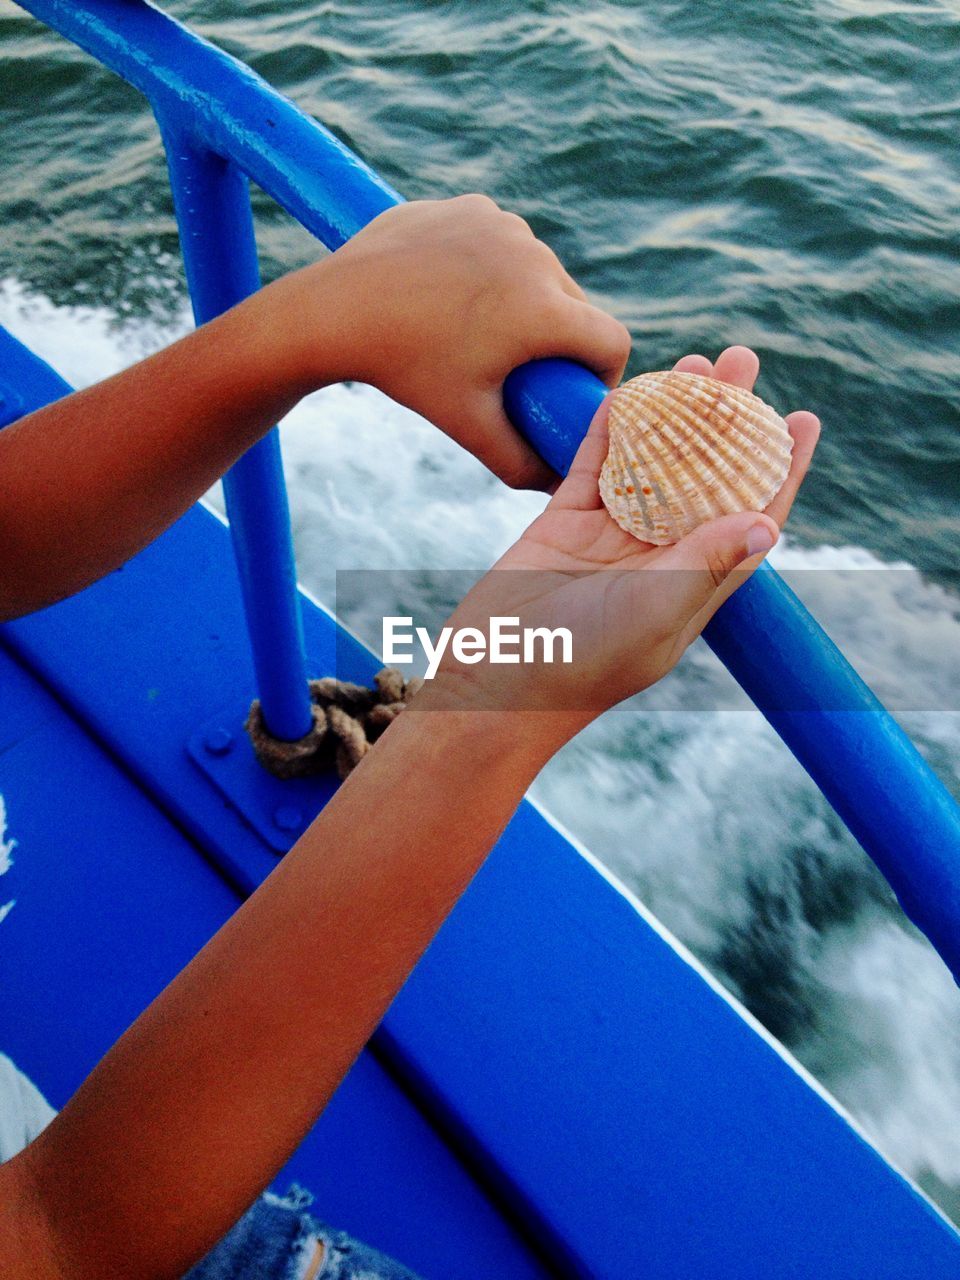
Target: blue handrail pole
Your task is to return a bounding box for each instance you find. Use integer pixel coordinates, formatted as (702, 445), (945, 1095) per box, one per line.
(157, 122), (313, 742)
(15, 0), (402, 250)
(504, 360), (960, 979)
(708, 567), (960, 960)
(17, 0), (960, 981)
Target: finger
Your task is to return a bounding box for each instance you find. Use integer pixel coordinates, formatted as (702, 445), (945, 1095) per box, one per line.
(549, 393), (613, 511)
(680, 411), (818, 624)
(531, 296), (632, 389)
(473, 388), (560, 492)
(651, 509), (779, 629)
(764, 410), (821, 527)
(673, 354), (714, 377)
(712, 345), (760, 390)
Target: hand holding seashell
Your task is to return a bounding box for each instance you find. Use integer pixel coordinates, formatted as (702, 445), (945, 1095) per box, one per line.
(428, 346), (819, 731)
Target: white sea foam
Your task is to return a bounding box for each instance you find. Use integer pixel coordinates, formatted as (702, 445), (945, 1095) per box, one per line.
(2, 279), (959, 1195)
(798, 918), (960, 1188)
(0, 795), (16, 926)
(0, 278), (190, 384)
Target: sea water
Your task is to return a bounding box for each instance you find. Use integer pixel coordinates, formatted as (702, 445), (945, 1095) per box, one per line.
(2, 0), (959, 1220)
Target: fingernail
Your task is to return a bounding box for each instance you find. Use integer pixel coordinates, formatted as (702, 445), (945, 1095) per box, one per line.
(746, 524), (776, 558)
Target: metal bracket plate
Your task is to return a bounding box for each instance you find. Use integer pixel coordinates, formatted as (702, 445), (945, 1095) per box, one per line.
(188, 702), (338, 854)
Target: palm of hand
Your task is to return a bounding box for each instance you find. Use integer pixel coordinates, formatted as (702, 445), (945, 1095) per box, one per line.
(452, 347), (820, 717)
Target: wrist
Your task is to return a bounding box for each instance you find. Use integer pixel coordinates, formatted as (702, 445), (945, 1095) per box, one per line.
(260, 250), (389, 395)
(409, 671), (587, 766)
(249, 256), (354, 396)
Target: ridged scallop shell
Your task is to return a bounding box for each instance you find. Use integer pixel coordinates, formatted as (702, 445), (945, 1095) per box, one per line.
(599, 371), (793, 545)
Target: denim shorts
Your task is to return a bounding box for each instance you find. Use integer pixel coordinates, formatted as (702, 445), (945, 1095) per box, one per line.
(0, 1052), (421, 1280)
(184, 1184), (423, 1280)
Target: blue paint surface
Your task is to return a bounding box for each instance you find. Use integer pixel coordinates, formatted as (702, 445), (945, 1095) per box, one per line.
(0, 642), (549, 1279)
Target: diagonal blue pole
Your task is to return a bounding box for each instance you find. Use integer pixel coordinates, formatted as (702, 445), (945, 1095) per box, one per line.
(504, 358), (960, 980)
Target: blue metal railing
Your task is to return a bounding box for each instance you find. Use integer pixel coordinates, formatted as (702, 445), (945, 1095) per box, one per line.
(159, 127), (313, 741)
(15, 0), (960, 981)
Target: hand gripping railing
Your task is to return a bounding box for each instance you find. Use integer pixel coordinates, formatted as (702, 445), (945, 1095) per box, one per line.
(17, 0), (960, 981)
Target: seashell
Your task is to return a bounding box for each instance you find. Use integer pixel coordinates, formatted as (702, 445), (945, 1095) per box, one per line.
(599, 371), (793, 546)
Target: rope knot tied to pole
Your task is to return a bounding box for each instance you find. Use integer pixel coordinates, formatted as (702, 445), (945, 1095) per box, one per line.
(245, 667), (424, 782)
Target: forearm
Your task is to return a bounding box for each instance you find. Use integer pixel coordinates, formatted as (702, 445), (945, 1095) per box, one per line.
(20, 690), (568, 1279)
(0, 269), (333, 620)
(0, 193), (633, 621)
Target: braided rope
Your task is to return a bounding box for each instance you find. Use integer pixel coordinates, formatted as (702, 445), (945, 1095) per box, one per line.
(245, 668), (424, 781)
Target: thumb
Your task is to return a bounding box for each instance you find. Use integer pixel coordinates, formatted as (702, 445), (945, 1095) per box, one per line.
(658, 510), (780, 627)
(549, 392), (613, 512)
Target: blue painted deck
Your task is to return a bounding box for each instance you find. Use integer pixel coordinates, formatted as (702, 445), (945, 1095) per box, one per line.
(0, 642), (549, 1279)
(2, 326), (959, 1277)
